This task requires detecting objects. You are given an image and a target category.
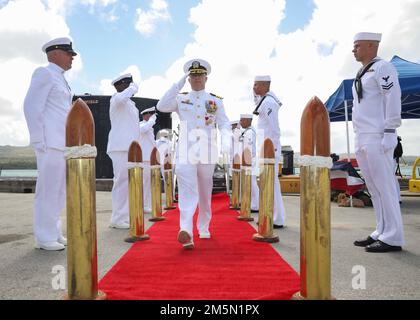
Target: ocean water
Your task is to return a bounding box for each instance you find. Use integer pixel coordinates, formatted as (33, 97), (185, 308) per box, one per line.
(0, 166), (418, 178)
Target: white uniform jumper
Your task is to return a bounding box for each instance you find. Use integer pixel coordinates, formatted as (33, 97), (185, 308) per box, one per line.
(139, 116), (157, 212)
(107, 84), (140, 225)
(240, 126), (259, 211)
(23, 63), (72, 243)
(255, 91), (286, 226)
(352, 57), (405, 246)
(156, 136), (172, 182)
(157, 84), (230, 237)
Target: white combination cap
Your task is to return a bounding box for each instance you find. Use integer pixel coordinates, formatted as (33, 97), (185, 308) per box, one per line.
(42, 37), (77, 56)
(254, 75), (271, 82)
(240, 114), (253, 119)
(183, 59), (211, 76)
(141, 106), (156, 115)
(230, 120), (239, 125)
(354, 32), (382, 42)
(111, 73), (133, 86)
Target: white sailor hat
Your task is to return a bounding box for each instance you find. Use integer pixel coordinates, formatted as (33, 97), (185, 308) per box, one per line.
(230, 120), (239, 125)
(354, 32), (382, 42)
(183, 59), (211, 76)
(141, 106), (156, 115)
(42, 37), (77, 56)
(254, 75), (271, 82)
(111, 73), (133, 86)
(240, 114), (253, 119)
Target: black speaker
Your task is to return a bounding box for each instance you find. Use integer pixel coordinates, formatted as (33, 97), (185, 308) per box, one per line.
(73, 95), (172, 179)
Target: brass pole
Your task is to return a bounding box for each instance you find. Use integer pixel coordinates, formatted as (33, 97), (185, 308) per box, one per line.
(125, 141), (150, 243)
(253, 139), (279, 243)
(229, 153), (241, 210)
(293, 96), (332, 300)
(149, 148), (165, 222)
(238, 148), (254, 221)
(163, 153), (176, 210)
(65, 98), (105, 300)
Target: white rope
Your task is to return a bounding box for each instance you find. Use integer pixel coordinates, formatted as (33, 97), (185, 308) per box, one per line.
(164, 169), (173, 174)
(127, 162), (145, 169)
(297, 155), (333, 169)
(150, 165), (161, 170)
(65, 144), (97, 159)
(259, 158), (276, 165)
(232, 168), (241, 173)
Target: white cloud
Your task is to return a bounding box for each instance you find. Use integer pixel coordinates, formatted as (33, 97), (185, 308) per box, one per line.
(0, 0), (82, 146)
(135, 0), (171, 37)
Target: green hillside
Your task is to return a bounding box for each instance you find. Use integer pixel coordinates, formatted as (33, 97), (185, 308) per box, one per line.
(0, 145), (36, 169)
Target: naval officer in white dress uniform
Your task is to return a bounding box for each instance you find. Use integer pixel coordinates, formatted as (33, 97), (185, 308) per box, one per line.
(139, 107), (157, 213)
(351, 32), (404, 252)
(107, 73), (140, 229)
(156, 59), (231, 249)
(239, 114), (259, 212)
(253, 75), (286, 228)
(23, 37), (77, 251)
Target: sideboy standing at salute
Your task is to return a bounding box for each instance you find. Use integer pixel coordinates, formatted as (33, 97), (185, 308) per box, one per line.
(253, 75), (286, 228)
(24, 37), (77, 251)
(107, 73), (140, 229)
(157, 59), (231, 249)
(351, 32), (404, 252)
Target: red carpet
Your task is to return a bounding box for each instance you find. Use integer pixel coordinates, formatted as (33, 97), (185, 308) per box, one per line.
(99, 193), (300, 300)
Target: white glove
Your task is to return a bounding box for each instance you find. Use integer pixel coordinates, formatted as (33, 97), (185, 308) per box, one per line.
(129, 82), (139, 95)
(177, 73), (189, 91)
(32, 141), (46, 153)
(149, 114), (157, 124)
(381, 132), (398, 153)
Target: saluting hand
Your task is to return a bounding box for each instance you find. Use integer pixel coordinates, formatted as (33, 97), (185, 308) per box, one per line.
(177, 73), (189, 91)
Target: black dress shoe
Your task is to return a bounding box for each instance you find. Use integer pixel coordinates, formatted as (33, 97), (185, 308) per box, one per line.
(251, 209), (259, 213)
(273, 224), (284, 229)
(365, 240), (402, 253)
(353, 236), (376, 247)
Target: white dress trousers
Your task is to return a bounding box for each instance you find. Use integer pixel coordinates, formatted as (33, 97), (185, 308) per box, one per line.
(33, 148), (66, 243)
(175, 163), (215, 236)
(355, 134), (405, 246)
(108, 151), (129, 225)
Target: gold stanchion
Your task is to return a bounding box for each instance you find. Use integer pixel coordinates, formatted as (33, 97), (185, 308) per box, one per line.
(163, 153), (176, 210)
(253, 139), (279, 243)
(149, 147), (165, 222)
(293, 96), (333, 300)
(125, 141), (150, 243)
(229, 153), (241, 210)
(238, 148), (254, 221)
(65, 98), (105, 300)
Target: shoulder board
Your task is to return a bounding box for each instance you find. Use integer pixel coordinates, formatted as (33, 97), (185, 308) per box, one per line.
(210, 93), (223, 99)
(179, 92), (189, 95)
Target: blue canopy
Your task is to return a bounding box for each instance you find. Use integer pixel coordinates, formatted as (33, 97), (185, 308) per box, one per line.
(325, 56), (420, 122)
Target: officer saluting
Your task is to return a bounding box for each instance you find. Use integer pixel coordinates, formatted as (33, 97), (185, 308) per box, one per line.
(253, 75), (286, 228)
(351, 32), (404, 252)
(107, 73), (139, 229)
(239, 114), (259, 212)
(23, 37), (77, 251)
(157, 59), (231, 249)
